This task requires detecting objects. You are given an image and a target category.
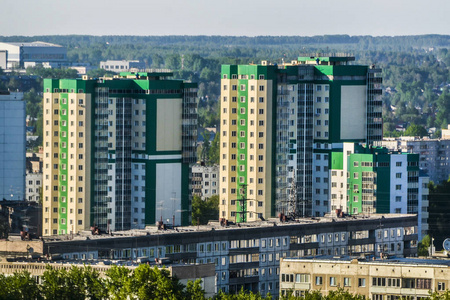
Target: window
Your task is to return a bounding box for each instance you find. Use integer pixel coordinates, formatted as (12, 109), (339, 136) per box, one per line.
(396, 162), (402, 167)
(438, 282), (446, 291)
(259, 109), (264, 114)
(344, 277), (351, 287)
(396, 184), (402, 190)
(316, 85), (322, 91)
(259, 85), (264, 91)
(259, 97), (264, 103)
(358, 278), (366, 287)
(330, 277), (337, 286)
(295, 274), (310, 283)
(315, 276), (323, 285)
(316, 97), (321, 102)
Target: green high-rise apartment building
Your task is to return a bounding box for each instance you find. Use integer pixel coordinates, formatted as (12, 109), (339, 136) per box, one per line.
(330, 143), (429, 239)
(42, 72), (197, 235)
(219, 56), (382, 222)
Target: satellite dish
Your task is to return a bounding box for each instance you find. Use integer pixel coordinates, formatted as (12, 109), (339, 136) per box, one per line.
(443, 238), (450, 251)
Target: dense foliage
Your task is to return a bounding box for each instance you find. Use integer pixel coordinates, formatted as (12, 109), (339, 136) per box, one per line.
(192, 195), (219, 225)
(0, 264), (204, 300)
(1, 267), (450, 300)
(1, 35), (449, 151)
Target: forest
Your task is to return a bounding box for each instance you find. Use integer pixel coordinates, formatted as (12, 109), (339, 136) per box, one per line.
(0, 34), (449, 154)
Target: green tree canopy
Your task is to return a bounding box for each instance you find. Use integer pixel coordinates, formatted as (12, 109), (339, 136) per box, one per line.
(404, 124), (428, 137)
(192, 195), (219, 225)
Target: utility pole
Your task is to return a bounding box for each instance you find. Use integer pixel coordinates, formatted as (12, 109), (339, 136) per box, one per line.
(233, 184), (250, 223)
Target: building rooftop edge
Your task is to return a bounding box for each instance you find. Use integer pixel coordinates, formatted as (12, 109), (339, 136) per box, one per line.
(41, 214), (416, 242)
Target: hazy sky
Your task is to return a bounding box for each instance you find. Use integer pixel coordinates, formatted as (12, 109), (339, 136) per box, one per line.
(1, 0), (449, 37)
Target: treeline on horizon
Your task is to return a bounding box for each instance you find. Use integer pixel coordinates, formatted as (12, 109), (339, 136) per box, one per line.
(1, 34), (449, 48)
(1, 34), (449, 151)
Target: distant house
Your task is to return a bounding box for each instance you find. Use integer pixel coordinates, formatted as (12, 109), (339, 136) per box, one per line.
(100, 60), (145, 72)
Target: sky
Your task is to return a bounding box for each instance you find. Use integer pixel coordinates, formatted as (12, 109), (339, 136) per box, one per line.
(1, 0), (449, 37)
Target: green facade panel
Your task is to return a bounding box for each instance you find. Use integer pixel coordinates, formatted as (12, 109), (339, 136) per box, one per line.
(46, 73), (196, 232)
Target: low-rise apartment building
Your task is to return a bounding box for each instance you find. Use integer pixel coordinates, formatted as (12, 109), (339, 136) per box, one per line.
(191, 164), (219, 199)
(378, 137), (450, 184)
(2, 214), (419, 297)
(280, 256), (450, 299)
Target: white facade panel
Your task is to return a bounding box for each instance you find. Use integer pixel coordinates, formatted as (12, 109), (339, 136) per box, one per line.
(340, 86), (366, 140)
(389, 155), (408, 214)
(156, 98), (182, 151)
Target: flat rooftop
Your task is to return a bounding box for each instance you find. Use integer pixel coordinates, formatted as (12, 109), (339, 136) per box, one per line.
(298, 56), (356, 62)
(1, 41), (63, 47)
(42, 214), (416, 242)
(284, 256), (450, 267)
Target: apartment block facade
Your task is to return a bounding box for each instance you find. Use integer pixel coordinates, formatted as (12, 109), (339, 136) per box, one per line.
(0, 91), (26, 201)
(37, 214), (417, 297)
(191, 164), (219, 199)
(42, 72), (197, 235)
(219, 56), (382, 222)
(330, 143), (428, 240)
(280, 257), (450, 299)
(378, 137), (450, 184)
